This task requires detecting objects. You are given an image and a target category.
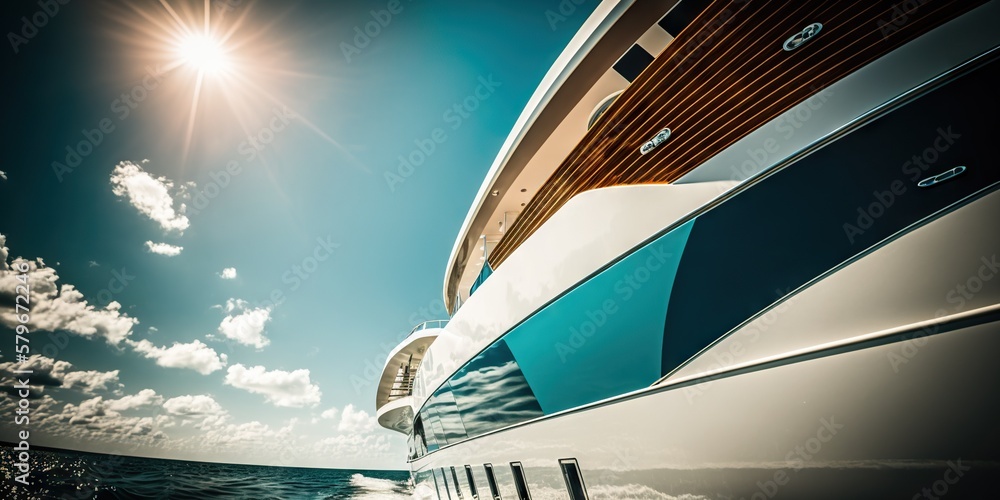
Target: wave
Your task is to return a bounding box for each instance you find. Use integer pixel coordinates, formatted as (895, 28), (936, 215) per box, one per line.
(349, 473), (413, 499)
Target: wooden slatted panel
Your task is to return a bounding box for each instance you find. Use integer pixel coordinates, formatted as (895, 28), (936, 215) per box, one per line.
(488, 0), (982, 269)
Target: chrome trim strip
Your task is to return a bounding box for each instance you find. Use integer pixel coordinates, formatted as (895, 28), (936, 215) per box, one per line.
(410, 5), (1000, 456)
(412, 301), (1000, 464)
(413, 44), (1000, 424)
(410, 182), (1000, 463)
(656, 180), (1000, 386)
(443, 0), (638, 312)
(665, 302), (1000, 388)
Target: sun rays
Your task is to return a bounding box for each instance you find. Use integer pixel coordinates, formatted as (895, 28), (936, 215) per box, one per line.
(99, 0), (366, 172)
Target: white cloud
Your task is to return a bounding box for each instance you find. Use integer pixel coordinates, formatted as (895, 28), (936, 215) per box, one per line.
(337, 403), (375, 433)
(218, 300), (271, 348)
(219, 267), (237, 279)
(61, 369), (124, 395)
(0, 234), (138, 345)
(0, 355), (122, 394)
(106, 389), (163, 411)
(162, 394), (229, 430)
(48, 394), (169, 444)
(197, 420), (293, 451)
(144, 241), (183, 256)
(128, 339), (228, 375)
(162, 394), (226, 416)
(110, 160), (190, 232)
(224, 364), (321, 408)
(320, 407), (339, 421)
(222, 298), (247, 313)
(88, 260), (99, 267)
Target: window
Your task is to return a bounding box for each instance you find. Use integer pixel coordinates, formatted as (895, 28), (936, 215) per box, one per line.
(465, 465), (480, 499)
(587, 90), (623, 130)
(484, 463), (501, 500)
(432, 468), (447, 500)
(451, 466), (464, 499)
(416, 340), (543, 455)
(431, 384), (468, 445)
(412, 416), (427, 457)
(439, 468), (453, 500)
(559, 459), (589, 500)
(509, 462), (531, 500)
(659, 56), (1000, 378)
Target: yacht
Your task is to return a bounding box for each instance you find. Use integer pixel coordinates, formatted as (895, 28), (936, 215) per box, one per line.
(376, 0), (1000, 498)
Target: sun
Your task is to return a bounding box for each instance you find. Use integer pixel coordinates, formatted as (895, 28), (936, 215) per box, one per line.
(105, 0), (362, 170)
(176, 32), (230, 75)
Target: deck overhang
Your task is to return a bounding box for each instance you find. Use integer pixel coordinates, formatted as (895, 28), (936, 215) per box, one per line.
(375, 323), (445, 434)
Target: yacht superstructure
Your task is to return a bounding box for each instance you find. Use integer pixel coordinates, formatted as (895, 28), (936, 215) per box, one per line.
(377, 1), (1000, 498)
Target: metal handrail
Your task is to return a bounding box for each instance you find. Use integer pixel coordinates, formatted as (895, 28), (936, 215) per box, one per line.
(387, 366), (417, 401)
(408, 319), (448, 336)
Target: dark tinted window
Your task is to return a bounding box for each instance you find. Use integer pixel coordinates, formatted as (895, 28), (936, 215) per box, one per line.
(465, 465), (480, 499)
(559, 459), (589, 500)
(451, 467), (464, 499)
(510, 462), (531, 500)
(417, 340), (542, 452)
(661, 57), (1000, 376)
(484, 463), (501, 500)
(413, 57), (1000, 459)
(412, 416), (427, 457)
(447, 340), (543, 436)
(427, 383), (467, 444)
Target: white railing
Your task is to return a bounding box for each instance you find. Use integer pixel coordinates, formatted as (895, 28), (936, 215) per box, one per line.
(408, 319), (449, 337)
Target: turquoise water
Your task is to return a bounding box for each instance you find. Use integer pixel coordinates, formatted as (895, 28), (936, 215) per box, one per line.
(0, 447), (411, 499)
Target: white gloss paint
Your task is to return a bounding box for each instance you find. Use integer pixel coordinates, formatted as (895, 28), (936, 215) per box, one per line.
(411, 0), (1000, 422)
(397, 2), (1000, 498)
(442, 0), (633, 307)
(667, 188), (1000, 385)
(414, 181), (736, 412)
(411, 182), (1000, 500)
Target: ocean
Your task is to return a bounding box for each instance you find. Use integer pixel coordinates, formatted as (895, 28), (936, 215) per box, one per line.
(0, 447), (412, 499)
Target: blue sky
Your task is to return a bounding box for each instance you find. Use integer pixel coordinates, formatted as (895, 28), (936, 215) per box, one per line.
(0, 0), (596, 469)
